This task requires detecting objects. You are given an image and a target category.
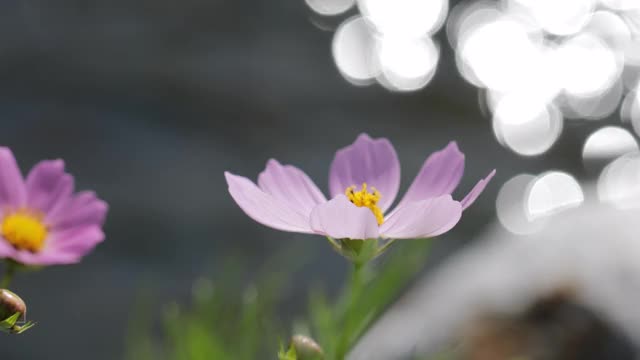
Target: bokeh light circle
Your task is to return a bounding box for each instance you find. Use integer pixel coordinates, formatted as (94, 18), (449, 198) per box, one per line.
(598, 152), (640, 209)
(496, 174), (546, 235)
(492, 95), (563, 156)
(555, 33), (622, 98)
(376, 36), (439, 91)
(306, 0), (356, 16)
(526, 171), (584, 220)
(582, 126), (639, 162)
(584, 10), (632, 52)
(599, 0), (640, 11)
(332, 16), (380, 84)
(508, 0), (596, 36)
(458, 17), (542, 92)
(562, 80), (623, 120)
(358, 0), (448, 37)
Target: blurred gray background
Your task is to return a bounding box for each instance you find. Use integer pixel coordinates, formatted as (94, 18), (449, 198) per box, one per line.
(0, 0), (609, 358)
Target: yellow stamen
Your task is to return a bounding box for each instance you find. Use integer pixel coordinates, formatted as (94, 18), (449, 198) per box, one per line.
(345, 183), (384, 225)
(1, 211), (48, 252)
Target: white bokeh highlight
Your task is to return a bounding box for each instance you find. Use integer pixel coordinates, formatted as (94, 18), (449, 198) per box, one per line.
(583, 126), (639, 161)
(598, 151), (640, 208)
(527, 171), (584, 219)
(496, 174), (546, 235)
(332, 16), (379, 84)
(358, 0), (448, 37)
(328, 0), (449, 91)
(377, 36), (439, 91)
(306, 0), (356, 16)
(492, 95), (563, 156)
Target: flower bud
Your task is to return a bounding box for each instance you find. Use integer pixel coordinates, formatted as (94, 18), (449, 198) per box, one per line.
(291, 335), (324, 360)
(0, 289), (26, 321)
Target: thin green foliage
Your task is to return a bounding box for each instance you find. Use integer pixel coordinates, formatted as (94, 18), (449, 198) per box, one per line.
(127, 238), (433, 360)
(126, 254), (291, 360)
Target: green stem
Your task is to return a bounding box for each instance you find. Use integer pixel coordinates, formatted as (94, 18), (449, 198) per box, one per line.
(335, 263), (365, 360)
(1, 261), (16, 289)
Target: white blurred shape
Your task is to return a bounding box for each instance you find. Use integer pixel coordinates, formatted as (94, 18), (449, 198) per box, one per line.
(376, 36), (439, 92)
(598, 152), (640, 208)
(600, 0), (640, 11)
(510, 0), (596, 36)
(306, 0), (356, 15)
(358, 0), (448, 37)
(623, 11), (640, 66)
(527, 171), (584, 219)
(620, 87), (637, 125)
(458, 16), (556, 96)
(556, 34), (622, 98)
(483, 89), (504, 115)
(583, 126), (638, 162)
(562, 80), (623, 120)
(493, 95), (562, 156)
(584, 10), (632, 52)
(496, 174), (546, 235)
(624, 40), (640, 67)
(459, 17), (541, 92)
(621, 86), (640, 138)
(332, 16), (379, 84)
(447, 1), (500, 50)
(350, 199), (640, 360)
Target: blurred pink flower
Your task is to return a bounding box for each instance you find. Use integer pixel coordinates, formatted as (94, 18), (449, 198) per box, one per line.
(0, 148), (107, 265)
(226, 134), (494, 240)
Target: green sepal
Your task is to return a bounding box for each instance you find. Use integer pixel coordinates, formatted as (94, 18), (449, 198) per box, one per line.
(278, 340), (297, 360)
(0, 312), (20, 328)
(327, 238), (397, 266)
(11, 321), (35, 334)
(0, 312), (35, 334)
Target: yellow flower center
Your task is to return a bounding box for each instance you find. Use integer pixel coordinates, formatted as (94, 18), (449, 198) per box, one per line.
(345, 183), (384, 225)
(1, 212), (48, 252)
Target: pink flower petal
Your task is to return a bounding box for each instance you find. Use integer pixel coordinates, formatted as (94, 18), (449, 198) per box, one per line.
(461, 169), (496, 210)
(226, 171), (314, 233)
(380, 195), (462, 239)
(395, 142), (464, 210)
(0, 238), (17, 259)
(0, 147), (26, 208)
(258, 159), (326, 215)
(310, 195), (380, 240)
(329, 134), (400, 212)
(10, 249), (81, 266)
(48, 191), (108, 230)
(47, 225), (105, 254)
(26, 159), (75, 214)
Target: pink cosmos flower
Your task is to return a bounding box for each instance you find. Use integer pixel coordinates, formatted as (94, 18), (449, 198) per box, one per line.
(225, 134), (494, 240)
(0, 148), (108, 265)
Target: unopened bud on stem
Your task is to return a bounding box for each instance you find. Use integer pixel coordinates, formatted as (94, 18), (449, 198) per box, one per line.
(0, 289), (25, 321)
(291, 335), (324, 360)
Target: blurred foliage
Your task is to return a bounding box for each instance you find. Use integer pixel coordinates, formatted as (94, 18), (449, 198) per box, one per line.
(126, 238), (434, 360)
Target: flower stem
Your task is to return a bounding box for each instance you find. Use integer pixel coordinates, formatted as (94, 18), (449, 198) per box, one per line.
(1, 261), (16, 289)
(335, 262), (365, 360)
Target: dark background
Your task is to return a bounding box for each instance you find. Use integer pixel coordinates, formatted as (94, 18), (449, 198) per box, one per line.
(0, 0), (607, 358)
